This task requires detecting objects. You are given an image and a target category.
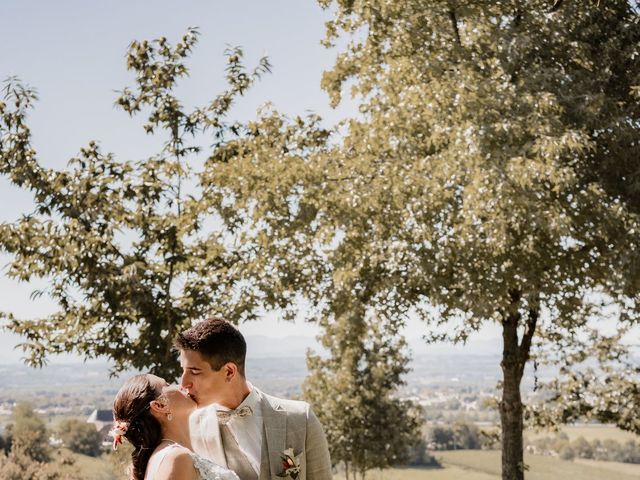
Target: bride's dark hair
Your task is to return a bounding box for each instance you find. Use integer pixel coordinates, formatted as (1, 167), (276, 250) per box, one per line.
(113, 374), (163, 480)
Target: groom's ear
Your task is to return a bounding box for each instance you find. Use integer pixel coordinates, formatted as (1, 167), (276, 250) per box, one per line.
(223, 362), (237, 382)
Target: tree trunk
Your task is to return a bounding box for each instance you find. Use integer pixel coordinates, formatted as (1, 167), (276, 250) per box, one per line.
(500, 310), (525, 480)
(499, 289), (538, 480)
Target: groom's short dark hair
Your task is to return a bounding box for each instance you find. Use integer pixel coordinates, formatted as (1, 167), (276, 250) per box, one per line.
(175, 317), (247, 377)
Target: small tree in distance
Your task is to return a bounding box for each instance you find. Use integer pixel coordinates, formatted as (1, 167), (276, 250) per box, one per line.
(56, 419), (103, 457)
(304, 309), (422, 480)
(4, 402), (50, 462)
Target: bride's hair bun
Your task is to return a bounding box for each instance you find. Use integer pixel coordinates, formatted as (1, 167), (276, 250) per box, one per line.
(113, 374), (163, 480)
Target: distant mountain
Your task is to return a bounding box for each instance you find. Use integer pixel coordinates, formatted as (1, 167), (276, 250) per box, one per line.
(407, 336), (501, 356)
(0, 333), (314, 364)
(245, 335), (323, 357)
(0, 331), (507, 366)
(0, 331), (82, 364)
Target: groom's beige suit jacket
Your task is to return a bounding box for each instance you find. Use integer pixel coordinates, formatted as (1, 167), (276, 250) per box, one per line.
(189, 388), (332, 480)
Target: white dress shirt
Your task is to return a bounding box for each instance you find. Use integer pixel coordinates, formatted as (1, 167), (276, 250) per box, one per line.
(216, 383), (263, 474)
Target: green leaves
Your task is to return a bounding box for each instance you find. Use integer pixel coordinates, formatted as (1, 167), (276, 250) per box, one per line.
(304, 311), (422, 476)
(203, 3), (640, 477)
(0, 31), (285, 379)
(251, 0), (640, 351)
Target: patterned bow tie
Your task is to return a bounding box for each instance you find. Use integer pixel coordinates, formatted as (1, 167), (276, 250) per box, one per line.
(216, 406), (253, 425)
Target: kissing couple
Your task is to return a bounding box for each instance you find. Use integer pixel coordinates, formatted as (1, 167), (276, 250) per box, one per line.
(111, 317), (331, 480)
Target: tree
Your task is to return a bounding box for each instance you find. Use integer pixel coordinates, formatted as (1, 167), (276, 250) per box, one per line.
(211, 2), (640, 479)
(303, 310), (422, 480)
(571, 437), (593, 460)
(452, 422), (482, 450)
(56, 419), (102, 457)
(558, 444), (575, 461)
(0, 448), (84, 480)
(0, 29), (273, 378)
(406, 438), (439, 467)
(427, 422), (481, 450)
(527, 331), (640, 434)
(4, 402), (50, 462)
(0, 448), (52, 480)
(428, 426), (455, 451)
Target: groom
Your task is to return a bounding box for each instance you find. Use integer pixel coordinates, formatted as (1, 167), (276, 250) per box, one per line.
(175, 317), (332, 480)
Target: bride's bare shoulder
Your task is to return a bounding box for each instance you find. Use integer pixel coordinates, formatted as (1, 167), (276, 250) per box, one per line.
(151, 446), (198, 480)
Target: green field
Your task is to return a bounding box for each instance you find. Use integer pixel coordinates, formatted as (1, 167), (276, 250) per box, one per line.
(50, 449), (128, 480)
(525, 425), (637, 443)
(38, 450), (107, 480)
(62, 438), (640, 480)
(436, 450), (639, 480)
(63, 450), (640, 480)
(338, 465), (497, 480)
(334, 450), (639, 480)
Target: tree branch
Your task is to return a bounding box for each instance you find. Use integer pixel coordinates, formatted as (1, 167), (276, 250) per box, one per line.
(514, 2), (522, 27)
(518, 305), (539, 377)
(549, 0), (564, 13)
(449, 9), (461, 46)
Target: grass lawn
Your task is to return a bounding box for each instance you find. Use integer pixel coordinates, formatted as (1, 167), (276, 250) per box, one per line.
(436, 450), (640, 480)
(333, 449), (639, 480)
(575, 458), (640, 477)
(55, 446), (640, 480)
(335, 465), (498, 480)
(50, 448), (125, 480)
(524, 424), (637, 443)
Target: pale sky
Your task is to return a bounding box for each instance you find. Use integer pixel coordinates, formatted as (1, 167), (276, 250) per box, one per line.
(0, 0), (337, 362)
(0, 1), (504, 365)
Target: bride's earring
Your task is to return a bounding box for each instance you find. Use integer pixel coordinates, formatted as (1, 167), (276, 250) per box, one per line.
(167, 412), (173, 421)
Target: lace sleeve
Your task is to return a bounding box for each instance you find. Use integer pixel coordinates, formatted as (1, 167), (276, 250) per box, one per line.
(190, 453), (241, 480)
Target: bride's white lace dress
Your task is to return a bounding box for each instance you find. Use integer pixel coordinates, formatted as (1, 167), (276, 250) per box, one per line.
(146, 443), (239, 480)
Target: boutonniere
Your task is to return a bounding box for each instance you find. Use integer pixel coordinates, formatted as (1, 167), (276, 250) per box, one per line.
(277, 447), (301, 480)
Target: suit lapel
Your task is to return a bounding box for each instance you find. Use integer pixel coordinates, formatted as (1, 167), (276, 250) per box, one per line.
(259, 393), (287, 479)
(259, 424), (271, 480)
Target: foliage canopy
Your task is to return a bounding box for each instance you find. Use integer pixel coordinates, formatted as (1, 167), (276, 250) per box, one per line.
(0, 29), (295, 378)
(304, 310), (422, 479)
(213, 1), (640, 478)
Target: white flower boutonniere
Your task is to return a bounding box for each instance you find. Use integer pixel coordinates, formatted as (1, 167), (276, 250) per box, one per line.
(277, 447), (301, 480)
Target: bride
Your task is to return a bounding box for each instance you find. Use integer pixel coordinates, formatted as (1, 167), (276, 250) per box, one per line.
(112, 373), (239, 480)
